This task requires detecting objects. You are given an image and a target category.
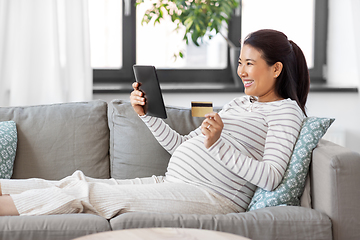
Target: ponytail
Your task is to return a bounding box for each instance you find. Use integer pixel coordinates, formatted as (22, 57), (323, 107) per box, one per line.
(243, 29), (310, 116)
(289, 40), (310, 116)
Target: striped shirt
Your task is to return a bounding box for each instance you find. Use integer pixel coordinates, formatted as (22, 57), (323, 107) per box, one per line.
(140, 96), (304, 211)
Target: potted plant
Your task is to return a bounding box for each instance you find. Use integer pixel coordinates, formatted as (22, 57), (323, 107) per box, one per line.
(136, 0), (242, 87)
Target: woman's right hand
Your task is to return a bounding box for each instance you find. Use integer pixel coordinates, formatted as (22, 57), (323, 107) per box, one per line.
(130, 82), (146, 116)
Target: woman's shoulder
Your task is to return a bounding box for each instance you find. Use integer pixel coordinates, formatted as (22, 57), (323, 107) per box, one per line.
(265, 98), (304, 122)
(271, 98), (302, 112)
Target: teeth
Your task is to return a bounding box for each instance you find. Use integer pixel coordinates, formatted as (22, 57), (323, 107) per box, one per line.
(244, 80), (253, 84)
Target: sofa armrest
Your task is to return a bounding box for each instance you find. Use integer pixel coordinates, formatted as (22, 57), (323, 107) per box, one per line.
(311, 139), (360, 240)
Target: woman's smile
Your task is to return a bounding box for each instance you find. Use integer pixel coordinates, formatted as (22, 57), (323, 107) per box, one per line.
(242, 79), (254, 88)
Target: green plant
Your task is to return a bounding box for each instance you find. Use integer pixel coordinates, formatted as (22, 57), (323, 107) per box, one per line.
(136, 0), (240, 58)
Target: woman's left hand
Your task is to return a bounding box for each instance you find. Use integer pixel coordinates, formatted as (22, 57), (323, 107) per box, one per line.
(201, 112), (224, 149)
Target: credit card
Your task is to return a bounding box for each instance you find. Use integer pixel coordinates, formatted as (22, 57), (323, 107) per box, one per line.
(191, 101), (213, 117)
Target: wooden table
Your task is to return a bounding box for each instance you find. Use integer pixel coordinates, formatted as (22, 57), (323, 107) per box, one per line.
(75, 228), (251, 240)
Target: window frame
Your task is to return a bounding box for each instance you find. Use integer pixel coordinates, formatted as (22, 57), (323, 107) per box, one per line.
(93, 0), (328, 86)
(93, 0), (136, 83)
(309, 0), (328, 83)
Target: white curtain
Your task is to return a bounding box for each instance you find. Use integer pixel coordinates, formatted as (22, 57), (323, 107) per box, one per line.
(0, 0), (92, 107)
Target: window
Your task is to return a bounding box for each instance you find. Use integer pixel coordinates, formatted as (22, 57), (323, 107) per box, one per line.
(89, 0), (122, 69)
(91, 0), (328, 91)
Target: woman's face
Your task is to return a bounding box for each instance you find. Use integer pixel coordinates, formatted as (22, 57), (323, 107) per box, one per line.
(238, 44), (282, 102)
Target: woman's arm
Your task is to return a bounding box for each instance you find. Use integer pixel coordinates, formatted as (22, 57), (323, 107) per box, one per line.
(140, 115), (201, 155)
(208, 105), (303, 191)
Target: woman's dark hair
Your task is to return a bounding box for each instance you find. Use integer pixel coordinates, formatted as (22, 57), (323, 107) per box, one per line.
(243, 29), (310, 116)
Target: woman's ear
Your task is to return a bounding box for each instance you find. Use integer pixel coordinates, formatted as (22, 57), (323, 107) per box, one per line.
(274, 62), (283, 78)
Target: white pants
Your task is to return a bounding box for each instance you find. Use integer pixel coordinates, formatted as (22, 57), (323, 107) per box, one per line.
(1, 171), (240, 219)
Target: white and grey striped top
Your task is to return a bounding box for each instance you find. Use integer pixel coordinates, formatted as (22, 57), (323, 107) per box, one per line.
(140, 96), (304, 211)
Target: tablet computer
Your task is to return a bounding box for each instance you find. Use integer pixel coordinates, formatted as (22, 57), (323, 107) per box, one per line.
(133, 65), (167, 119)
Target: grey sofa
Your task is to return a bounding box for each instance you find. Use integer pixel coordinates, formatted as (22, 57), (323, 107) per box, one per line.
(0, 99), (359, 240)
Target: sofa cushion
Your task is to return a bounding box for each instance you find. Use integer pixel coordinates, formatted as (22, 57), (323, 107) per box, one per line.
(110, 206), (332, 240)
(108, 99), (205, 179)
(0, 100), (110, 180)
(0, 121), (17, 179)
(248, 117), (334, 211)
(0, 214), (111, 240)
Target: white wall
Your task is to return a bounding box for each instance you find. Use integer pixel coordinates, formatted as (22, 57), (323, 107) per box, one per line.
(307, 92), (359, 153)
(94, 0), (360, 154)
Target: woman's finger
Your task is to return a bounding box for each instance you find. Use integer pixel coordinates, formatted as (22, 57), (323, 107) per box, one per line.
(206, 113), (224, 128)
(203, 117), (221, 130)
(132, 81), (141, 90)
(131, 96), (145, 106)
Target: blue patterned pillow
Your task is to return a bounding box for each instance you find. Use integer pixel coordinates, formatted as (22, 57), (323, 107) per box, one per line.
(0, 121), (18, 179)
(247, 117), (334, 211)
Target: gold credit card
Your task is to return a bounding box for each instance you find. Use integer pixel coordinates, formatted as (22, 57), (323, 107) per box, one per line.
(191, 101), (213, 117)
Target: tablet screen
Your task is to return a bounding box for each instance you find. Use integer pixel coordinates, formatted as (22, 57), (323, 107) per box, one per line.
(133, 65), (167, 119)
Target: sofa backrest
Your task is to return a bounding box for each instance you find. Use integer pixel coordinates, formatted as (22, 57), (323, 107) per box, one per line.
(0, 100), (110, 180)
(108, 99), (211, 179)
